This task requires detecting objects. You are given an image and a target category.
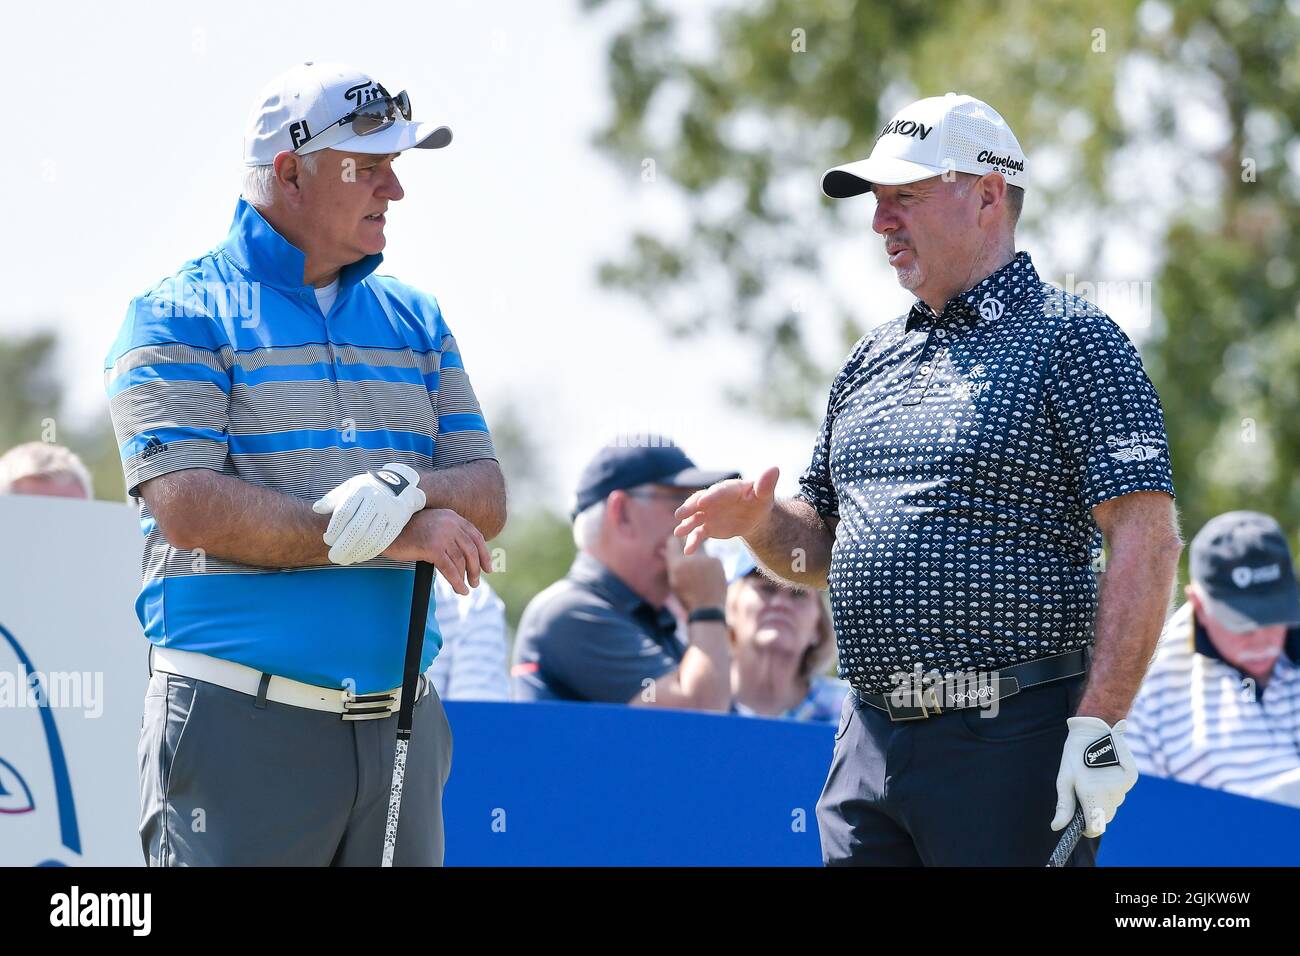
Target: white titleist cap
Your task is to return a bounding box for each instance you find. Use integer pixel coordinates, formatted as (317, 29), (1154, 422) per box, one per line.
(243, 61), (452, 167)
(822, 93), (1027, 198)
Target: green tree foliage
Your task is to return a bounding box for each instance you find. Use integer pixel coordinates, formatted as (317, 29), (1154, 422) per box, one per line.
(485, 397), (578, 629)
(587, 0), (1300, 544)
(492, 510), (577, 632)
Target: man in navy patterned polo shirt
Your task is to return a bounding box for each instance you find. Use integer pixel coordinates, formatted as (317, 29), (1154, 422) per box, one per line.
(674, 94), (1183, 865)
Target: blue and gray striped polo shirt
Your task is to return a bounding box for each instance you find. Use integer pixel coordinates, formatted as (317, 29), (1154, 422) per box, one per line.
(104, 198), (496, 692)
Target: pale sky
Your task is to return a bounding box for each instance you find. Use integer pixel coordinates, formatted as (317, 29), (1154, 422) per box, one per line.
(0, 0), (1159, 511)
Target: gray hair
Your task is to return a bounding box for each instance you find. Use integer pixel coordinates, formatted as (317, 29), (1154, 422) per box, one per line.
(572, 499), (607, 551)
(241, 151), (320, 209)
(571, 481), (669, 550)
(0, 442), (93, 497)
(954, 171), (1024, 229)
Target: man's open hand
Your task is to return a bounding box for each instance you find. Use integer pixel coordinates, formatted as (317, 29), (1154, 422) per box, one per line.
(673, 466), (780, 554)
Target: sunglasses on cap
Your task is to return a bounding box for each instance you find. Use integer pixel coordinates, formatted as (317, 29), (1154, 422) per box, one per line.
(293, 90), (412, 154)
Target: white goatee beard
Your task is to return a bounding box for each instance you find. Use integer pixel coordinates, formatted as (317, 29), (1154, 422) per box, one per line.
(895, 262), (923, 291)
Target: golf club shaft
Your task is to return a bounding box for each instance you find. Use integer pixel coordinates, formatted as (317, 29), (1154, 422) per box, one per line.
(1047, 807), (1086, 867)
(381, 559), (435, 867)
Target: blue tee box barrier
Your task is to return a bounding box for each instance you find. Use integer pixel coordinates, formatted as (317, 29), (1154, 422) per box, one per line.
(441, 701), (1300, 867)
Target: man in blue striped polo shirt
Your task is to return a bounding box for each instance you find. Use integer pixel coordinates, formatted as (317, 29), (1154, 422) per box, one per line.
(104, 62), (505, 866)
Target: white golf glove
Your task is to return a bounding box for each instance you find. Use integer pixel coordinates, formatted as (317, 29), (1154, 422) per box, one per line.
(312, 463), (426, 566)
(1051, 715), (1139, 839)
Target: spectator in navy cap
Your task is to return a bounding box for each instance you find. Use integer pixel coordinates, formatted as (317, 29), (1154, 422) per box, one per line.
(511, 437), (739, 709)
(1127, 511), (1300, 805)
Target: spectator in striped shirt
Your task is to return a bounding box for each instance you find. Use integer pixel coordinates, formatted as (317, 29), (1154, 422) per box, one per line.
(1127, 512), (1300, 805)
(427, 576), (510, 701)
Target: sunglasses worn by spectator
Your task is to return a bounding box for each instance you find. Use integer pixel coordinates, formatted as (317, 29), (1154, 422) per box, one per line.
(626, 488), (694, 507)
(294, 91), (412, 154)
(750, 576), (815, 602)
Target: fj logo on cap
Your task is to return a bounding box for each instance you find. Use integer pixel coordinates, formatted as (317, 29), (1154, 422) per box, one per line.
(1084, 734), (1120, 768)
(289, 120), (311, 150)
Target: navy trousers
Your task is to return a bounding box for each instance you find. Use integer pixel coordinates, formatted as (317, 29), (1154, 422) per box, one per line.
(815, 674), (1100, 866)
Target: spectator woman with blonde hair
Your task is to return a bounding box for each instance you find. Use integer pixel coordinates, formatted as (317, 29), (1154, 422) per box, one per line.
(721, 545), (847, 722)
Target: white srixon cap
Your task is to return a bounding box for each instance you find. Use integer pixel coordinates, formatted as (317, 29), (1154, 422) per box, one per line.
(822, 93), (1027, 198)
(243, 61), (452, 167)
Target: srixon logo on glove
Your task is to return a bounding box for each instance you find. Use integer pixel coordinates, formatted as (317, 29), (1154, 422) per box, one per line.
(1084, 734), (1120, 768)
(372, 469), (411, 495)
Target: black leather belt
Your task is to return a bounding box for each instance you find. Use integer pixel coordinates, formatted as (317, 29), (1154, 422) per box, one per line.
(852, 649), (1089, 722)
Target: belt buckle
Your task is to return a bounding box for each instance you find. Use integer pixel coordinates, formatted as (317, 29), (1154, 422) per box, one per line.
(889, 674), (950, 721)
(883, 700), (930, 721)
(339, 676), (426, 721)
(882, 691), (939, 722)
(341, 688), (399, 721)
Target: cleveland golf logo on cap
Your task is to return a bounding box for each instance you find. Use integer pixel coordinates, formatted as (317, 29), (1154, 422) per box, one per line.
(977, 149), (1025, 173)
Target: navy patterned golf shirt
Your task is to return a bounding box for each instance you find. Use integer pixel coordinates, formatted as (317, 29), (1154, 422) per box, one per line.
(798, 252), (1175, 694)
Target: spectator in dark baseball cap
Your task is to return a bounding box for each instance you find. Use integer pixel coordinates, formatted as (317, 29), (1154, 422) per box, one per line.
(511, 437), (739, 709)
(1126, 511), (1300, 805)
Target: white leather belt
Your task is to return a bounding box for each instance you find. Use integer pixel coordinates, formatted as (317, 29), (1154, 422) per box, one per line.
(149, 645), (427, 720)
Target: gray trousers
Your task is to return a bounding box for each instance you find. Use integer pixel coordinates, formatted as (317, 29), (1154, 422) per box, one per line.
(138, 669), (453, 866)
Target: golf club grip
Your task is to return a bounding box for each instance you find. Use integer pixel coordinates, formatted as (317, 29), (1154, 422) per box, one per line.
(396, 560), (435, 736)
(1047, 808), (1086, 867)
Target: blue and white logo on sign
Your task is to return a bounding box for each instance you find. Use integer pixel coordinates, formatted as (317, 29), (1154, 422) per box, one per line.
(0, 623), (82, 866)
